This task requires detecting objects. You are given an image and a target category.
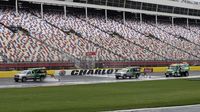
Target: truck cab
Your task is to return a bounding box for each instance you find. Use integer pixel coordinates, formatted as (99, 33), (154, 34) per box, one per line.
(115, 67), (141, 79)
(14, 68), (47, 82)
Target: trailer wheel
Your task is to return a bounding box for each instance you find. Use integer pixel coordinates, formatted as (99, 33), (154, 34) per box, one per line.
(180, 72), (183, 77)
(40, 76), (45, 82)
(174, 73), (178, 77)
(135, 74), (140, 79)
(33, 78), (37, 82)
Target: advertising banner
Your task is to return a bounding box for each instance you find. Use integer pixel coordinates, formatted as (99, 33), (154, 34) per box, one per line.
(55, 68), (119, 76)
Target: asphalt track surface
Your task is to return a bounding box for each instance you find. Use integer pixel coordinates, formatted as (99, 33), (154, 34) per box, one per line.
(0, 71), (200, 88)
(111, 104), (200, 112)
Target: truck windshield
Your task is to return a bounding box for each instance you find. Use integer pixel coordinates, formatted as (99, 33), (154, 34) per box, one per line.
(20, 70), (31, 74)
(182, 64), (188, 68)
(133, 68), (139, 72)
(169, 66), (177, 70)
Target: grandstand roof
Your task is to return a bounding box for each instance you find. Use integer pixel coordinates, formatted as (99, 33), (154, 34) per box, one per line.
(18, 0), (200, 20)
(20, 0), (200, 10)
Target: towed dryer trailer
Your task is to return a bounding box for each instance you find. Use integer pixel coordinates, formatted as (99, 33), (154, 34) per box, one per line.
(14, 68), (47, 82)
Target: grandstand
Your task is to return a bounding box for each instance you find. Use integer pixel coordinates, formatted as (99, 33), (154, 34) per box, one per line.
(0, 0), (200, 69)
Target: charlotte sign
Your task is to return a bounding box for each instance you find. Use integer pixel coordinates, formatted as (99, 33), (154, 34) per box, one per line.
(55, 68), (119, 76)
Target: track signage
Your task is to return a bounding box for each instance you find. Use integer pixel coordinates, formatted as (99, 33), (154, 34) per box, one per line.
(55, 68), (119, 76)
(71, 69), (119, 76)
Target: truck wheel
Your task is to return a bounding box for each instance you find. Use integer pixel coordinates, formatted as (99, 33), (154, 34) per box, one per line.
(180, 72), (183, 77)
(15, 79), (19, 82)
(22, 77), (27, 82)
(33, 78), (37, 82)
(183, 72), (187, 77)
(115, 76), (119, 79)
(40, 76), (45, 82)
(135, 74), (139, 79)
(182, 72), (186, 77)
(185, 72), (189, 77)
(122, 75), (126, 79)
(165, 73), (169, 77)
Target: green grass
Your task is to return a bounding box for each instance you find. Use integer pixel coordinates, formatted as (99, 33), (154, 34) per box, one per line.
(0, 79), (200, 112)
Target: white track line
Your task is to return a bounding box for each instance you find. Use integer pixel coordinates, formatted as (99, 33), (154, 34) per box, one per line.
(107, 104), (200, 112)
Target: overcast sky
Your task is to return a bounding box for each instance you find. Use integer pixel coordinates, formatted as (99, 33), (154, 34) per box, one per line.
(186, 0), (200, 1)
(192, 0), (200, 1)
(180, 0), (200, 3)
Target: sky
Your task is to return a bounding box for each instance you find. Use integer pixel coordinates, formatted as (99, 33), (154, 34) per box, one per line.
(191, 0), (200, 1)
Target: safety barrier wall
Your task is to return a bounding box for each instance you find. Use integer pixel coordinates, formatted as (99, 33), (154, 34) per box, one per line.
(53, 66), (200, 76)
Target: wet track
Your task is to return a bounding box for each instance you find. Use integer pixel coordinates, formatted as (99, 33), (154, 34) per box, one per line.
(0, 71), (200, 88)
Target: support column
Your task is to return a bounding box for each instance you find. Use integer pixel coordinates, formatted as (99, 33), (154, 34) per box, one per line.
(187, 9), (189, 27)
(135, 13), (137, 19)
(15, 0), (19, 16)
(105, 9), (107, 23)
(156, 4), (158, 25)
(140, 3), (143, 23)
(105, 0), (108, 22)
(64, 5), (66, 19)
(123, 12), (126, 24)
(172, 7), (174, 26)
(85, 7), (88, 21)
(123, 0), (126, 24)
(41, 3), (44, 19)
(156, 15), (158, 25)
(85, 0), (88, 21)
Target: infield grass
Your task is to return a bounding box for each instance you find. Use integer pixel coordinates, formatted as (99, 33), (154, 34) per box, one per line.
(0, 79), (200, 112)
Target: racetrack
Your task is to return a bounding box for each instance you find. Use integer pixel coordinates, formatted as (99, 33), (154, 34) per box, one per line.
(0, 71), (200, 89)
